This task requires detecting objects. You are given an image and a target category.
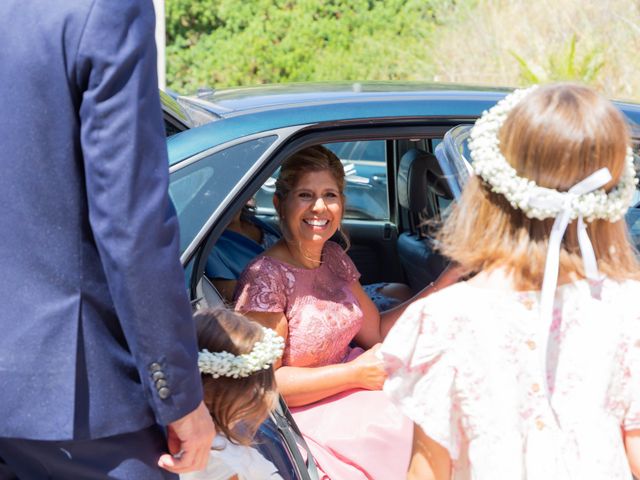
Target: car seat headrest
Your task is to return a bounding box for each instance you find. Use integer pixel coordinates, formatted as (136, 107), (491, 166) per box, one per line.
(397, 149), (451, 212)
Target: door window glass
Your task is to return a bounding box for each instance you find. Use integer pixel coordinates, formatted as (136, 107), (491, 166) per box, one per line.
(169, 136), (277, 254)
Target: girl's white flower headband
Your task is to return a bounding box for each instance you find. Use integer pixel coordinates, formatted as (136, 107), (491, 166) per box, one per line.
(198, 327), (285, 379)
(468, 86), (637, 222)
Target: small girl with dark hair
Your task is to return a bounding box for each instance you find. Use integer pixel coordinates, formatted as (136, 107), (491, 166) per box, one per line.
(181, 308), (285, 480)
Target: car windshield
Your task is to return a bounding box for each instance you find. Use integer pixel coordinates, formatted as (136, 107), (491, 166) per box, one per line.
(169, 136), (277, 254)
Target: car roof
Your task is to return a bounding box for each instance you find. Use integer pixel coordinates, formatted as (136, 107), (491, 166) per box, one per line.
(167, 82), (640, 166)
(181, 82), (511, 116)
(167, 83), (507, 164)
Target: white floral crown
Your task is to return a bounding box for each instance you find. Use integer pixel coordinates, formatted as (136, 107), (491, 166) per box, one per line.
(469, 86), (637, 222)
(198, 327), (285, 379)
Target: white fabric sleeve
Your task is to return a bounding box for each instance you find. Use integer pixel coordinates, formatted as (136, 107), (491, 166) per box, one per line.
(380, 298), (462, 459)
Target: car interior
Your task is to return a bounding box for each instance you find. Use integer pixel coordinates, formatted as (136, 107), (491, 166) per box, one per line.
(184, 131), (459, 480)
(176, 126), (640, 480)
(194, 133), (457, 306)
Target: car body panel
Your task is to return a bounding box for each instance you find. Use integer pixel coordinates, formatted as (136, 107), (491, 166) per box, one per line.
(183, 82), (512, 116)
(167, 88), (509, 165)
(168, 82), (640, 167)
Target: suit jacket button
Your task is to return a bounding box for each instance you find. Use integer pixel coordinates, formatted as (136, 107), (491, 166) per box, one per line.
(149, 363), (162, 372)
(152, 371), (166, 382)
(158, 387), (171, 399)
(155, 379), (168, 389)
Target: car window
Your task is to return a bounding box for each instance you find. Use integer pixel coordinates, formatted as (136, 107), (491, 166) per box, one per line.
(254, 140), (389, 221)
(327, 140), (389, 220)
(169, 136), (277, 254)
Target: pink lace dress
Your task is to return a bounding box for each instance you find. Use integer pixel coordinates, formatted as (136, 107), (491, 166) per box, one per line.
(381, 278), (640, 480)
(235, 241), (412, 480)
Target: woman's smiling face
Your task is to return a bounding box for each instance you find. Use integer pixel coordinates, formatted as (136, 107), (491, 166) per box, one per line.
(277, 169), (343, 247)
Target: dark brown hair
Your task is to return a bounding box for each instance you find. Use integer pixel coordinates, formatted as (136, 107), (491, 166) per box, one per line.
(274, 145), (346, 202)
(438, 83), (640, 289)
(195, 308), (278, 446)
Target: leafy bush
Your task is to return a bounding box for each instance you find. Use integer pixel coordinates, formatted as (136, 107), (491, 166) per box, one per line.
(165, 0), (456, 92)
(427, 0), (640, 100)
(511, 34), (605, 85)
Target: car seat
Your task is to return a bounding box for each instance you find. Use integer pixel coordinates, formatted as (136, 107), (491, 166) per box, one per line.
(396, 148), (450, 293)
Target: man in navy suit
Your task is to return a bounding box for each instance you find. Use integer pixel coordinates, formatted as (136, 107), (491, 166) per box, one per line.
(0, 0), (215, 477)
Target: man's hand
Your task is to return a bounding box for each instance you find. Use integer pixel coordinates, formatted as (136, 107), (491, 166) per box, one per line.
(158, 401), (216, 474)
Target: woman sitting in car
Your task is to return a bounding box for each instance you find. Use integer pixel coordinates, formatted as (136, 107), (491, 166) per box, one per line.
(234, 145), (459, 479)
(207, 199), (413, 310)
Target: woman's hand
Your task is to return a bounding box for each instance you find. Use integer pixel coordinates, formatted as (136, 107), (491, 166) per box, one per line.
(348, 344), (387, 390)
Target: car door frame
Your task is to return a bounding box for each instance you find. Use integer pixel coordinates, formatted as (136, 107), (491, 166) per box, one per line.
(186, 118), (477, 300)
(181, 118), (476, 479)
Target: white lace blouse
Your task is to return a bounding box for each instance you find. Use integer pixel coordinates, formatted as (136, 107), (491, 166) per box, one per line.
(180, 435), (283, 480)
(381, 278), (640, 480)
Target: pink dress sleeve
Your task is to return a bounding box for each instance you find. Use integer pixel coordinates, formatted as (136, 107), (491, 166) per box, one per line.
(324, 241), (360, 284)
(380, 297), (462, 459)
(234, 257), (292, 313)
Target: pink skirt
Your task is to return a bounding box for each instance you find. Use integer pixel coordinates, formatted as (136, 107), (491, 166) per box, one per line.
(290, 350), (413, 479)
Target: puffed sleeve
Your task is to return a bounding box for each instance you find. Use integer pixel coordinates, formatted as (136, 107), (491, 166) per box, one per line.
(380, 297), (462, 459)
(325, 241), (361, 283)
(234, 258), (292, 313)
(623, 317), (640, 431)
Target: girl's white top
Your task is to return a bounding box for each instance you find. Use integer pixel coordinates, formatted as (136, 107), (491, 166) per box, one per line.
(180, 435), (283, 480)
(381, 278), (640, 480)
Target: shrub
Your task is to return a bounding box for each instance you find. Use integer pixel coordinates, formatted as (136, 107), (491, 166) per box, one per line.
(165, 0), (456, 92)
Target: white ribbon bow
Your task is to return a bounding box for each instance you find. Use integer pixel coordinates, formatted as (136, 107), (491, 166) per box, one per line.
(528, 168), (611, 422)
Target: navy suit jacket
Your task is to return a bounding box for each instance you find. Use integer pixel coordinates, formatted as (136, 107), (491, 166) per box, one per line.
(0, 0), (203, 440)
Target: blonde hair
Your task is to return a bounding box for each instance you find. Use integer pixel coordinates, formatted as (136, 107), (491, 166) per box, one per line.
(438, 83), (640, 290)
(274, 145), (350, 249)
(195, 308), (277, 446)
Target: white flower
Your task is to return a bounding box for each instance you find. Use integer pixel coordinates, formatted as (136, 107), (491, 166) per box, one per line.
(468, 86), (637, 222)
(198, 327), (285, 379)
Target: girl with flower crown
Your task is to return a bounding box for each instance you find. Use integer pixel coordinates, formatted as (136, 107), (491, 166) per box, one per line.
(181, 308), (285, 480)
(234, 145), (462, 479)
(381, 83), (640, 480)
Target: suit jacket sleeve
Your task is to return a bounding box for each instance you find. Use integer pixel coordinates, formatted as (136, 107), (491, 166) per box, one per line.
(75, 0), (202, 425)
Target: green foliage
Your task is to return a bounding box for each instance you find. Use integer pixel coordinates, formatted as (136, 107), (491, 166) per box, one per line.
(165, 0), (457, 92)
(511, 34), (605, 85)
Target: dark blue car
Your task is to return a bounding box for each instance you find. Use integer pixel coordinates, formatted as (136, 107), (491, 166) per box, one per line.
(162, 82), (640, 479)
